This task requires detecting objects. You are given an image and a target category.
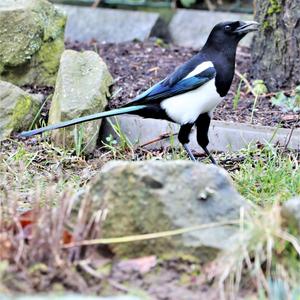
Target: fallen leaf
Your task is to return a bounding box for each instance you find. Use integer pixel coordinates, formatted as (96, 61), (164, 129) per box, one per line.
(62, 229), (74, 245)
(17, 209), (74, 245)
(19, 210), (35, 228)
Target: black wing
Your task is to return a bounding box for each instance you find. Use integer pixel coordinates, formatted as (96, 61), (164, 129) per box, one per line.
(125, 66), (216, 107)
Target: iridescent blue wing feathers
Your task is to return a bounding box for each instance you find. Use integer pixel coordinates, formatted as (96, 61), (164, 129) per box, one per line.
(127, 67), (216, 106)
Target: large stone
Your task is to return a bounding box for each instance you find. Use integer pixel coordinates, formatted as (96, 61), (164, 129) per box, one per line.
(0, 295), (141, 300)
(57, 5), (167, 43)
(169, 9), (254, 49)
(0, 81), (41, 140)
(281, 197), (300, 233)
(0, 0), (66, 86)
(88, 161), (247, 261)
(48, 50), (113, 153)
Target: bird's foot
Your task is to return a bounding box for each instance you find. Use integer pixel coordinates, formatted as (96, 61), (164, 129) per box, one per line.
(183, 144), (196, 162)
(202, 146), (217, 165)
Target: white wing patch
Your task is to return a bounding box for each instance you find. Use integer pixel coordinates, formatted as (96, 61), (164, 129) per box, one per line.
(161, 61), (222, 125)
(183, 61), (214, 79)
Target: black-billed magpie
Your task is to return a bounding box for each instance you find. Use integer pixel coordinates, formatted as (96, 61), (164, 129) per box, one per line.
(20, 21), (259, 164)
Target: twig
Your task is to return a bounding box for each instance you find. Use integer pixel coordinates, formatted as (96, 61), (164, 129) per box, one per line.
(263, 89), (294, 98)
(284, 126), (295, 150)
(108, 279), (130, 293)
(78, 260), (130, 293)
(140, 132), (178, 148)
(78, 260), (104, 279)
(234, 70), (254, 96)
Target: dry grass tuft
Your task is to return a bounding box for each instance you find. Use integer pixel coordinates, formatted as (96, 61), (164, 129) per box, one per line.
(0, 178), (105, 294)
(205, 204), (300, 299)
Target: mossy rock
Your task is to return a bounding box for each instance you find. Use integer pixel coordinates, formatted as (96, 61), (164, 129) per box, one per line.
(282, 197), (300, 234)
(0, 80), (41, 140)
(48, 50), (113, 153)
(0, 0), (66, 86)
(88, 161), (248, 261)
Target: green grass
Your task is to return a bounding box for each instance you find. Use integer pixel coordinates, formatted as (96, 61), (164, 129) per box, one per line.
(232, 144), (300, 204)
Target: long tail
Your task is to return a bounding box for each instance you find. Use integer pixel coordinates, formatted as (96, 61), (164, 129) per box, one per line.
(19, 105), (146, 137)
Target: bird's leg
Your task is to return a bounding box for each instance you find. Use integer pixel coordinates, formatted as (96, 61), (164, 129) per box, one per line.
(183, 144), (196, 161)
(195, 113), (217, 165)
(178, 123), (195, 161)
(202, 146), (217, 165)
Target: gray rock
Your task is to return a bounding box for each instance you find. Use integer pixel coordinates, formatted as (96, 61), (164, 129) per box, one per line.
(0, 81), (41, 141)
(282, 197), (300, 232)
(169, 9), (254, 49)
(0, 295), (141, 300)
(48, 50), (113, 153)
(0, 0), (66, 86)
(57, 5), (167, 43)
(89, 160), (247, 261)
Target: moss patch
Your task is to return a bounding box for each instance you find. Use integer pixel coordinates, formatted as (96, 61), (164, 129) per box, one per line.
(0, 0), (66, 86)
(34, 36), (65, 84)
(10, 95), (32, 130)
(0, 81), (41, 140)
(267, 0), (282, 15)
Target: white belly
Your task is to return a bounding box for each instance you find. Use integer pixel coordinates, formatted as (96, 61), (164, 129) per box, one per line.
(160, 79), (223, 125)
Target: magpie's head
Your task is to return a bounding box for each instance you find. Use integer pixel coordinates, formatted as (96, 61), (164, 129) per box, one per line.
(205, 21), (259, 50)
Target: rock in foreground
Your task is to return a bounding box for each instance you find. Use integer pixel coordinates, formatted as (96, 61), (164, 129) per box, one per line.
(0, 295), (141, 300)
(89, 161), (247, 261)
(282, 197), (300, 233)
(48, 50), (113, 153)
(0, 81), (41, 141)
(0, 0), (66, 86)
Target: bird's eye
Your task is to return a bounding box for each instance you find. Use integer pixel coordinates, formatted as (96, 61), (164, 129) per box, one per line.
(224, 25), (231, 31)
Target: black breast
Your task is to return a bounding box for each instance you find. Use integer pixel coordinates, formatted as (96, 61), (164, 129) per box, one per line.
(204, 49), (236, 98)
(213, 60), (235, 97)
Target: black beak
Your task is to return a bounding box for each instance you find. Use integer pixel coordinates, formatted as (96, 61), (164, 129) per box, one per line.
(234, 21), (260, 34)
